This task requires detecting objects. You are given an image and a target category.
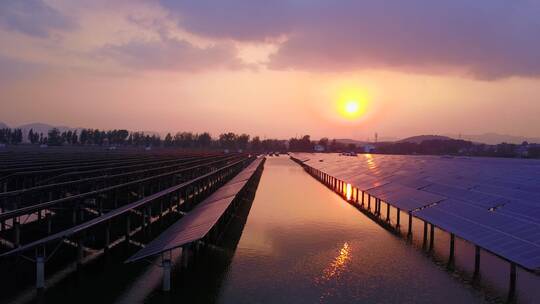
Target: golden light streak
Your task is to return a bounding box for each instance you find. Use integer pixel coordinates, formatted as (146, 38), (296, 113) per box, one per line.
(346, 183), (352, 201)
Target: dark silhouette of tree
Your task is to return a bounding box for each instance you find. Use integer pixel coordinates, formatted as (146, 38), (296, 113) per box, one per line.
(164, 133), (173, 147)
(197, 132), (212, 148)
(10, 128), (23, 144)
(318, 137), (329, 150)
(261, 139), (286, 152)
(28, 128), (39, 144)
(47, 128), (64, 146)
(251, 136), (261, 151)
(236, 133), (250, 151)
(289, 135), (313, 151)
(329, 139), (346, 152)
(219, 132), (237, 150)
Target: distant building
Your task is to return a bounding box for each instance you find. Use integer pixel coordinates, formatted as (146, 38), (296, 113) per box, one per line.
(314, 144), (325, 152)
(515, 146), (527, 157)
(363, 144), (375, 153)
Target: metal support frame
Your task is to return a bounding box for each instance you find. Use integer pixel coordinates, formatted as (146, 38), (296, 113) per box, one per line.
(77, 237), (84, 269)
(46, 213), (52, 235)
(36, 255), (45, 289)
(396, 208), (401, 229)
(14, 217), (20, 247)
(423, 221), (428, 249)
(162, 258), (172, 292)
(104, 222), (111, 253)
(473, 245), (481, 280)
(429, 224), (435, 252)
(508, 262), (516, 302)
(448, 233), (455, 269)
(407, 212), (412, 239)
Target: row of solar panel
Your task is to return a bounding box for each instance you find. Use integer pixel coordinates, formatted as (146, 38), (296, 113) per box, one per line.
(126, 158), (264, 263)
(293, 153), (540, 271)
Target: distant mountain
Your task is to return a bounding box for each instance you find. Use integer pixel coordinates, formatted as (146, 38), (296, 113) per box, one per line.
(334, 139), (368, 146)
(0, 122), (9, 129)
(398, 135), (454, 144)
(18, 123), (73, 136)
(445, 133), (540, 145)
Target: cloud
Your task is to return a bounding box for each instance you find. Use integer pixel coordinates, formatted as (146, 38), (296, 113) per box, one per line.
(0, 0), (75, 37)
(159, 0), (540, 79)
(159, 0), (295, 41)
(100, 37), (247, 72)
(0, 55), (46, 84)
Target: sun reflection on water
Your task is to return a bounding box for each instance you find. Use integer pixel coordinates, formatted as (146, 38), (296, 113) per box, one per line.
(315, 242), (352, 302)
(323, 242), (351, 279)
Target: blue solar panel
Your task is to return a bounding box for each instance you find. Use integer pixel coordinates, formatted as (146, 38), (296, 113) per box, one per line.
(292, 153), (540, 270)
(366, 183), (445, 211)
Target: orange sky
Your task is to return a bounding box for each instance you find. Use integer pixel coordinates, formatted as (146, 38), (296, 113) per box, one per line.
(1, 1), (540, 140)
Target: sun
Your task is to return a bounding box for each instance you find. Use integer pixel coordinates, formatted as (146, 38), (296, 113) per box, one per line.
(344, 100), (360, 115)
(332, 86), (370, 121)
(338, 96), (368, 120)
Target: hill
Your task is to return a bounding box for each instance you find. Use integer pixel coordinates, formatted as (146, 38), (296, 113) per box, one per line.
(445, 133), (540, 145)
(334, 138), (368, 146)
(398, 135), (453, 144)
(18, 123), (73, 136)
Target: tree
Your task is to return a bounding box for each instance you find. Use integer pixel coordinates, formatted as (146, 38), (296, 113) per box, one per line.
(318, 137), (329, 150)
(10, 128), (23, 144)
(197, 132), (212, 148)
(71, 130), (78, 144)
(164, 133), (173, 147)
(0, 128), (10, 144)
(236, 133), (250, 151)
(47, 128), (64, 146)
(289, 135), (313, 151)
(251, 136), (261, 151)
(219, 132), (237, 150)
(28, 129), (36, 144)
(79, 129), (88, 145)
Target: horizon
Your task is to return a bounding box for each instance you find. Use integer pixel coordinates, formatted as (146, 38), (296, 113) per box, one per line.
(1, 1), (540, 140)
(3, 120), (540, 144)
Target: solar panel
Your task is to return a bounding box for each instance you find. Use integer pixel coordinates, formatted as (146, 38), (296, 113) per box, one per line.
(421, 183), (508, 209)
(415, 199), (540, 270)
(291, 153), (540, 270)
(126, 159), (263, 263)
(366, 183), (445, 211)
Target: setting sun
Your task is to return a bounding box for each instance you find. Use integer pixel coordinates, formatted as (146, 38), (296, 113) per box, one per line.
(337, 89), (369, 120)
(345, 100), (360, 115)
(339, 100), (366, 119)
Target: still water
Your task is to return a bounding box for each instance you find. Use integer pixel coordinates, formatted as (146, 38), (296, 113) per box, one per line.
(171, 157), (486, 303)
(17, 157), (488, 303)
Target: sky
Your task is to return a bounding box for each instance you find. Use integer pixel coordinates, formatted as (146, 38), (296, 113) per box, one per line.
(1, 0), (540, 140)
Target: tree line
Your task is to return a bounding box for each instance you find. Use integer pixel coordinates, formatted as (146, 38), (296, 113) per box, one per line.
(3, 126), (539, 159)
(0, 128), (23, 145)
(0, 127), (288, 152)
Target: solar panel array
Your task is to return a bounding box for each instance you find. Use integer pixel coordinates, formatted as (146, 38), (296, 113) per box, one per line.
(292, 153), (540, 271)
(126, 158), (264, 263)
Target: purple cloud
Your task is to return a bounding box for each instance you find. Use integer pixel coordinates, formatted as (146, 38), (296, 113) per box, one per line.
(159, 0), (296, 41)
(0, 0), (75, 37)
(100, 37), (247, 72)
(160, 0), (540, 79)
(0, 55), (46, 84)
